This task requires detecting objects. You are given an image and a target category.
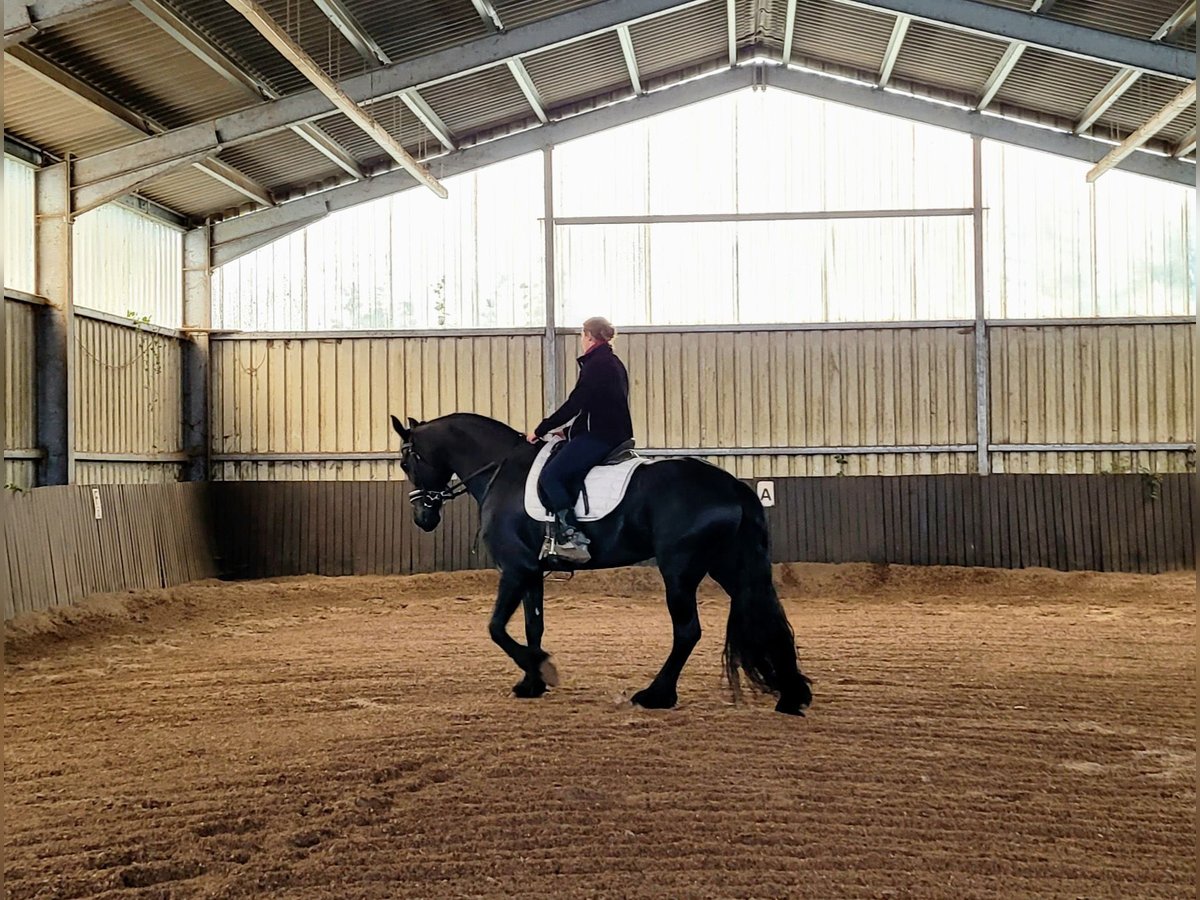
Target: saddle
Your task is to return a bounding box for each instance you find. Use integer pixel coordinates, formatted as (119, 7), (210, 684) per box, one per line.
(524, 437), (655, 523)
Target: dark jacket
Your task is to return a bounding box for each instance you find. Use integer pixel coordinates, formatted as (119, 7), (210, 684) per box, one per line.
(535, 342), (634, 445)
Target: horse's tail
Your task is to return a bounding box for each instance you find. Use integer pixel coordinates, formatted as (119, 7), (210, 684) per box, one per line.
(720, 483), (812, 714)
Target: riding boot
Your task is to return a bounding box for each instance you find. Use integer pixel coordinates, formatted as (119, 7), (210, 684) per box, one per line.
(542, 509), (591, 564)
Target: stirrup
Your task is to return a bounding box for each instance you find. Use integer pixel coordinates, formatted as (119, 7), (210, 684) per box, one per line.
(540, 525), (590, 563)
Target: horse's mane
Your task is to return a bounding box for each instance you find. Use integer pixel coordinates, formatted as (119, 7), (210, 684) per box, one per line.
(426, 412), (522, 441)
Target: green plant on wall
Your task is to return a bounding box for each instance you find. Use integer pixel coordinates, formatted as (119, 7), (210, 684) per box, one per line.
(432, 276), (450, 327)
(833, 454), (850, 476)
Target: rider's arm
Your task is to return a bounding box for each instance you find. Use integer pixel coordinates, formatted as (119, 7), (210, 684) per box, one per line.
(534, 365), (598, 437)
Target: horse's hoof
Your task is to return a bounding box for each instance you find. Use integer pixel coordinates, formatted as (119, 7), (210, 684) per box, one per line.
(631, 686), (677, 710)
(775, 697), (808, 716)
(513, 678), (548, 699)
(538, 656), (560, 687)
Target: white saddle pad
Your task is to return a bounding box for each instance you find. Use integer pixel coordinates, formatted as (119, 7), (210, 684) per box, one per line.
(524, 437), (655, 522)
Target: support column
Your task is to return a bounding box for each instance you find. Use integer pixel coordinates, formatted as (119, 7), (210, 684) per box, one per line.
(542, 146), (559, 415)
(35, 161), (74, 485)
(972, 136), (991, 476)
(182, 226), (212, 482)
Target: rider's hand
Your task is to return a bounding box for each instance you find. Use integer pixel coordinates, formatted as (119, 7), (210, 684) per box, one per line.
(526, 431), (539, 444)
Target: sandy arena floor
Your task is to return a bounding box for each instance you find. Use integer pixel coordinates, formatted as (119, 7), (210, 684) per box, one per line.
(4, 564), (1195, 899)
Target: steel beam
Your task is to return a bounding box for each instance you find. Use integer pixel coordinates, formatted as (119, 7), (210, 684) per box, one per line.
(34, 162), (74, 485)
(73, 151), (215, 215)
(211, 214), (328, 267)
(542, 147), (559, 415)
(879, 14), (911, 87)
(225, 0), (446, 197)
(1173, 127), (1196, 157)
(1086, 81), (1196, 181)
(976, 42), (1025, 110)
(4, 0), (124, 46)
(972, 136), (990, 475)
(836, 0), (1194, 80)
(310, 0), (390, 66)
(398, 90), (457, 151)
(507, 59), (549, 123)
(134, 0), (364, 181)
(555, 208), (972, 224)
(182, 228), (212, 481)
(1073, 1), (1196, 134)
(7, 44), (274, 210)
(74, 0), (705, 185)
(781, 0), (797, 64)
(212, 67), (756, 250)
(726, 0), (737, 66)
(765, 65), (1196, 185)
(617, 24), (643, 94)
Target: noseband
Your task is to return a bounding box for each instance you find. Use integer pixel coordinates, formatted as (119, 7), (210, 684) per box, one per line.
(404, 441), (498, 510)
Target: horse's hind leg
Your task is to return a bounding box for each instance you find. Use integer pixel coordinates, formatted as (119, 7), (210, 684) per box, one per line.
(487, 569), (551, 698)
(631, 555), (706, 710)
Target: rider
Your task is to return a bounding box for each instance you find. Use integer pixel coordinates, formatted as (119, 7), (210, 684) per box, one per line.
(526, 316), (633, 563)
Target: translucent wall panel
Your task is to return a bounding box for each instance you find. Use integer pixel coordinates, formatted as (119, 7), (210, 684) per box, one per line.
(554, 89), (973, 217)
(984, 142), (1195, 318)
(3, 156), (36, 294)
(558, 217), (972, 325)
(214, 153), (544, 330)
(73, 204), (183, 327)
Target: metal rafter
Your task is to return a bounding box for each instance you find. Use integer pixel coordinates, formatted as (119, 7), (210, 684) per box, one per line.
(308, 0), (456, 150)
(781, 0), (797, 64)
(726, 0), (737, 66)
(5, 44), (272, 210)
(1172, 126), (1196, 157)
(466, 0), (549, 123)
(131, 0), (365, 181)
(1086, 81), (1197, 181)
(1074, 1), (1196, 135)
(837, 0), (1193, 80)
(616, 24), (643, 94)
(975, 0), (1058, 112)
(73, 0), (703, 188)
(224, 0), (447, 196)
(879, 14), (911, 87)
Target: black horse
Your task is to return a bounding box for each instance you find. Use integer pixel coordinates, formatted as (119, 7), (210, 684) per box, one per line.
(391, 412), (812, 715)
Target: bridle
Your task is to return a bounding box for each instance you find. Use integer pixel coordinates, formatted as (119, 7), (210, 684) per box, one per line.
(403, 441), (499, 510)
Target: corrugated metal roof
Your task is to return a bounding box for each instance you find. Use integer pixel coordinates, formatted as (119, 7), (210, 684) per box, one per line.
(790, 0), (895, 78)
(892, 21), (1011, 97)
(139, 164), (254, 220)
(419, 66), (536, 137)
(215, 129), (349, 194)
(1093, 73), (1198, 147)
(994, 48), (1120, 122)
(3, 0), (1194, 221)
(25, 4), (258, 130)
(318, 98), (441, 165)
(2, 57), (138, 157)
(629, 0), (728, 81)
(155, 0), (368, 97)
(338, 0), (487, 66)
(521, 30), (632, 110)
(491, 0), (600, 29)
(1043, 0), (1190, 40)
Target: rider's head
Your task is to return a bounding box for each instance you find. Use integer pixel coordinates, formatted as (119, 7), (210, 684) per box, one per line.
(581, 316), (615, 353)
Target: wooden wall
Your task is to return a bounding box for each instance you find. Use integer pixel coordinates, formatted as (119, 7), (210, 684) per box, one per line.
(5, 298), (38, 489)
(210, 473), (1194, 580)
(74, 314), (185, 484)
(558, 327), (978, 477)
(1, 483), (216, 620)
(211, 333), (544, 481)
(990, 323), (1194, 473)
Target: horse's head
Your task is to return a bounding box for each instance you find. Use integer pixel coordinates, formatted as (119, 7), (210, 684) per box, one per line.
(391, 414), (454, 532)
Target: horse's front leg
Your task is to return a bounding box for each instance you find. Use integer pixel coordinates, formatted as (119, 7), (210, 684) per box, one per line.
(515, 574), (559, 698)
(487, 569), (551, 698)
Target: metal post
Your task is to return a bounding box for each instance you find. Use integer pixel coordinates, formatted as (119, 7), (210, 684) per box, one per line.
(35, 161), (75, 485)
(542, 146), (559, 415)
(182, 226), (212, 482)
(972, 136), (991, 476)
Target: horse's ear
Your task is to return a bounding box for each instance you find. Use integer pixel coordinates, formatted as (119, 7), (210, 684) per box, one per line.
(407, 416), (420, 430)
(390, 415), (410, 440)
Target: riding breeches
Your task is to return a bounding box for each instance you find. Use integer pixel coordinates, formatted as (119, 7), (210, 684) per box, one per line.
(538, 434), (618, 514)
